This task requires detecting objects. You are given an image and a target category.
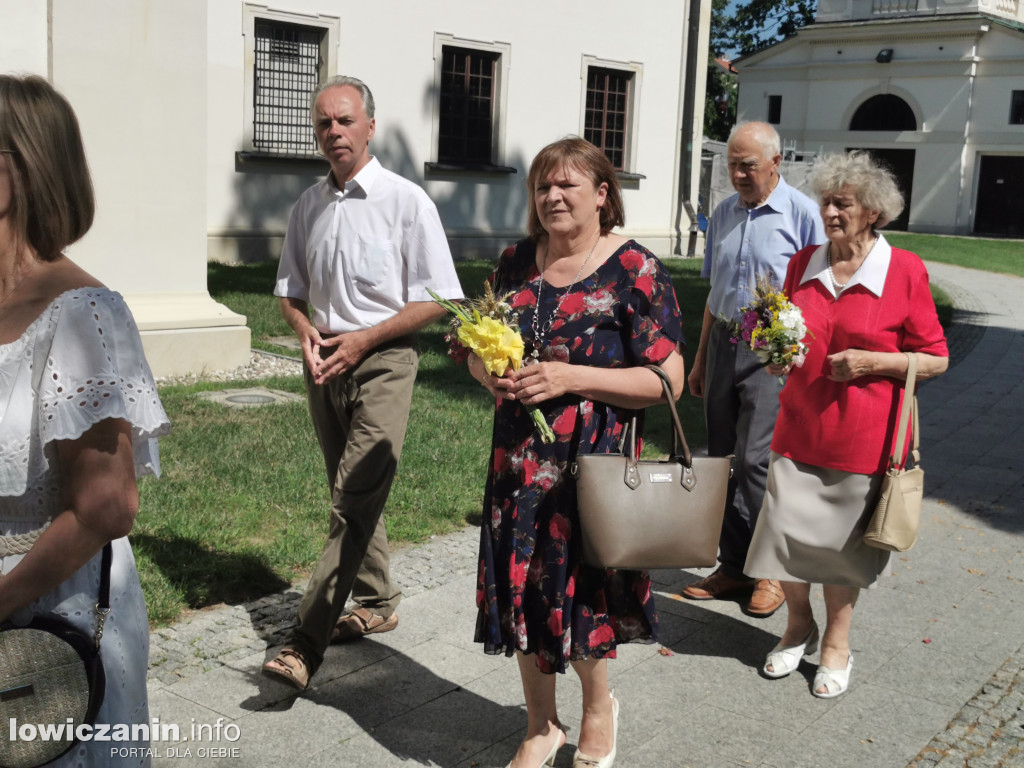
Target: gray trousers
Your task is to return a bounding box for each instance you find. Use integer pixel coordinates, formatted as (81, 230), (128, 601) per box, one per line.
(704, 323), (783, 578)
(286, 340), (417, 671)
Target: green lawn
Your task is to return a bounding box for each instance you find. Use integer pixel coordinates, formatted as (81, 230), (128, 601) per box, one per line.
(887, 232), (1024, 278)
(135, 241), (979, 627)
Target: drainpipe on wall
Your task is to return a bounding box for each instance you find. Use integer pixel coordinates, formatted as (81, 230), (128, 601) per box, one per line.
(675, 0), (712, 256)
(955, 24), (987, 233)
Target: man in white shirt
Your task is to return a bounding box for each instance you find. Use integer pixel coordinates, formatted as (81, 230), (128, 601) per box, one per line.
(263, 76), (464, 690)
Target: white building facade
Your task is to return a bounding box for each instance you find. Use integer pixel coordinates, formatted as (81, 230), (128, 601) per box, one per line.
(1, 0), (711, 375)
(733, 0), (1024, 236)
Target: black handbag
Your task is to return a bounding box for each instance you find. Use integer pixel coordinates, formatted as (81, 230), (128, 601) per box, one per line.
(571, 366), (733, 569)
(0, 544), (110, 768)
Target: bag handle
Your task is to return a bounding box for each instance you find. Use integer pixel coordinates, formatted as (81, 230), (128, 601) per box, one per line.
(643, 364), (694, 469)
(890, 352), (919, 470)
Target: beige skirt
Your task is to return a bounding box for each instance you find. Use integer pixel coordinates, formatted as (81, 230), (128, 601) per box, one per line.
(744, 453), (890, 588)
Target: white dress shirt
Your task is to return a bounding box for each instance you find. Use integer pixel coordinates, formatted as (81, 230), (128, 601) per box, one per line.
(274, 157), (464, 333)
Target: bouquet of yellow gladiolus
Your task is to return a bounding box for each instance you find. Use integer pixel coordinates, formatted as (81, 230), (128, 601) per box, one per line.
(428, 285), (555, 444)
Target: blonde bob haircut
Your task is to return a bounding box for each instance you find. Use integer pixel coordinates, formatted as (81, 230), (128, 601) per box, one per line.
(526, 136), (625, 241)
(808, 151), (904, 229)
(0, 75), (95, 261)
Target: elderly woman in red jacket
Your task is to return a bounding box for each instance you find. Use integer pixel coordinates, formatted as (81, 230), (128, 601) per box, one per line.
(744, 151), (948, 699)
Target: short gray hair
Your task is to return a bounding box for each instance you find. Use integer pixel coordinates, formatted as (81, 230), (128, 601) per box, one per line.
(808, 151), (904, 228)
(309, 76), (375, 121)
(727, 121), (780, 161)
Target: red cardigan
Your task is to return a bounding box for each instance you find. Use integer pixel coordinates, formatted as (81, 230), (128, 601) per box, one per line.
(771, 245), (948, 475)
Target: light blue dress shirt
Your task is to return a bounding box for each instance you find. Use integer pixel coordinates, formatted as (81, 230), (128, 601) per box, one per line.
(703, 175), (825, 321)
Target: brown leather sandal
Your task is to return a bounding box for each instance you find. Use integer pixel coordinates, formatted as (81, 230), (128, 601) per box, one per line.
(262, 648), (309, 690)
(331, 607), (399, 643)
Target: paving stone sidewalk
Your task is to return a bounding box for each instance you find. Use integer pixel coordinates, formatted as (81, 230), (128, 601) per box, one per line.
(907, 644), (1024, 768)
(147, 528), (480, 690)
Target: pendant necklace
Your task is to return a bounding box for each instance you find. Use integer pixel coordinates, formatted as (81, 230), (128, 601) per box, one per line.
(530, 234), (600, 359)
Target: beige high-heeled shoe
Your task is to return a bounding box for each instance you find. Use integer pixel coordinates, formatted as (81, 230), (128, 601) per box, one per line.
(572, 693), (618, 768)
(505, 727), (565, 768)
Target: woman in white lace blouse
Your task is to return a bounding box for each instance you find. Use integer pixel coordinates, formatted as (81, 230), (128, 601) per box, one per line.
(0, 75), (170, 767)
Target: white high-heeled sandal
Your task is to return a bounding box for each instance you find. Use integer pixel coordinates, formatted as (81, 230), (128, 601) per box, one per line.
(505, 727), (565, 768)
(572, 693), (618, 768)
(763, 622), (819, 679)
(813, 653), (853, 698)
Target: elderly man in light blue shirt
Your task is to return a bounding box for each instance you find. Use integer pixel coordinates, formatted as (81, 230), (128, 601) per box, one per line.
(684, 122), (824, 616)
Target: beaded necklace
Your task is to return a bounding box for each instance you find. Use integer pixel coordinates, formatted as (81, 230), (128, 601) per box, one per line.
(826, 236), (877, 294)
(825, 243), (847, 291)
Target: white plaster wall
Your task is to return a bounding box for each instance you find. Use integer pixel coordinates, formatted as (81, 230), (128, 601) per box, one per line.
(1, 0), (250, 375)
(0, 0), (48, 76)
(50, 0), (208, 292)
(905, 144), (964, 230)
(207, 0), (690, 262)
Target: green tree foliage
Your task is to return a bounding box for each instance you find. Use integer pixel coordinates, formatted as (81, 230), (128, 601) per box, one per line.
(705, 0), (737, 141)
(704, 0), (818, 138)
(704, 61), (736, 142)
(728, 0), (817, 56)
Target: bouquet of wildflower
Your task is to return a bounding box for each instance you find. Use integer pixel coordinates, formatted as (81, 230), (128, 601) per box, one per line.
(428, 284), (555, 444)
(726, 275), (810, 381)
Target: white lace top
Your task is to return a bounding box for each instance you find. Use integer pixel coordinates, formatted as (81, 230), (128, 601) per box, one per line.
(1, 287), (170, 768)
(0, 287), (169, 503)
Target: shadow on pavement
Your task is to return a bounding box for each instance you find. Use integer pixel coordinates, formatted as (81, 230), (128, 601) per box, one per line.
(241, 643), (523, 766)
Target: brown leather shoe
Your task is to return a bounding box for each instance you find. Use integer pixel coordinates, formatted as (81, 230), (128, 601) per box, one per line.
(681, 569), (755, 600)
(747, 579), (786, 616)
(331, 607), (399, 643)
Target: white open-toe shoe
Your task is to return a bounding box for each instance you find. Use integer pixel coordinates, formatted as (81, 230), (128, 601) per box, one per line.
(505, 727), (565, 768)
(763, 622), (819, 679)
(572, 693), (618, 768)
(813, 653), (853, 698)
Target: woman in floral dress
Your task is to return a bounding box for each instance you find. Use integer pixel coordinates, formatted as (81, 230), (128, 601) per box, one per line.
(466, 137), (686, 768)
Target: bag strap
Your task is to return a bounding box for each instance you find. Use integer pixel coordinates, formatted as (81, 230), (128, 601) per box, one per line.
(890, 352), (919, 469)
(644, 365), (694, 468)
(0, 533), (113, 651)
(94, 543), (113, 650)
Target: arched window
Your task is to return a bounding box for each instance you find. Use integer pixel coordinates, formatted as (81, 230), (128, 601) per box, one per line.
(850, 95), (917, 131)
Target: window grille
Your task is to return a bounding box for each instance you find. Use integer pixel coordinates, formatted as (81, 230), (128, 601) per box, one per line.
(1011, 91), (1024, 125)
(585, 68), (632, 170)
(438, 46), (498, 164)
(253, 20), (324, 156)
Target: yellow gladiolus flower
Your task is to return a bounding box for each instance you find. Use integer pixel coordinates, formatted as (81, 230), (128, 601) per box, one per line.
(457, 312), (524, 376)
(429, 286), (554, 444)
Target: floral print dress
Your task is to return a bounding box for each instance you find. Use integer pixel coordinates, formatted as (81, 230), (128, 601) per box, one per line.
(474, 239), (685, 673)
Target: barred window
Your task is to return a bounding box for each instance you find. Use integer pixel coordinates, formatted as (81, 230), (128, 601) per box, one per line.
(438, 46), (499, 165)
(584, 67), (632, 171)
(252, 20), (325, 156)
